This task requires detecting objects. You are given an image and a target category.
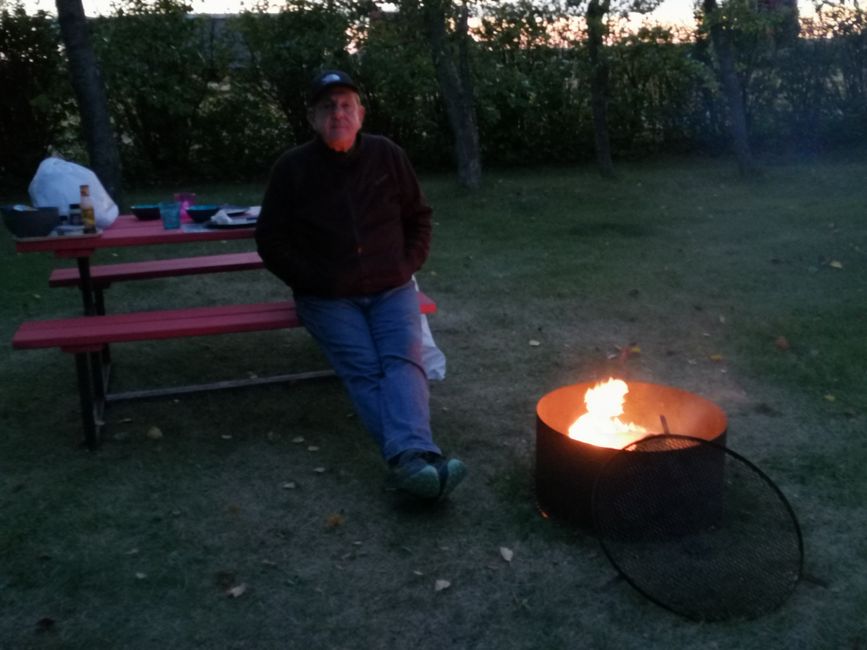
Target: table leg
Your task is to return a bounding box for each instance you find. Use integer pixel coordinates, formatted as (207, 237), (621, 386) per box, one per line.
(76, 256), (96, 315)
(74, 351), (103, 449)
(76, 256), (113, 392)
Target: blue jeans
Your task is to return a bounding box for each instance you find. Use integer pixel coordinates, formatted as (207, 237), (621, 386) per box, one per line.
(295, 280), (441, 462)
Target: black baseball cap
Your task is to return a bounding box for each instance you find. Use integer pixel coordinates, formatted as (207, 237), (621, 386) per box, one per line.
(309, 70), (359, 104)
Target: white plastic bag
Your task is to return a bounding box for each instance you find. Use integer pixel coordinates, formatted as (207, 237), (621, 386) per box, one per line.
(420, 312), (446, 380)
(28, 156), (119, 228)
(413, 276), (447, 381)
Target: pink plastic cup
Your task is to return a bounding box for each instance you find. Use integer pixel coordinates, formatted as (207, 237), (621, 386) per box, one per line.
(173, 192), (196, 220)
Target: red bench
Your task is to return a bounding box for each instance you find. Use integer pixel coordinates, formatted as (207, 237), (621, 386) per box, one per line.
(49, 251), (265, 289)
(49, 251), (266, 314)
(12, 292), (437, 449)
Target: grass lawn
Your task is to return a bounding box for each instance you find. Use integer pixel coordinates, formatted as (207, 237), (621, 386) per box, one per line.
(1, 157), (865, 648)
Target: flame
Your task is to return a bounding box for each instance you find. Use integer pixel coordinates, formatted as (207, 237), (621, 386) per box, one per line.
(567, 378), (649, 449)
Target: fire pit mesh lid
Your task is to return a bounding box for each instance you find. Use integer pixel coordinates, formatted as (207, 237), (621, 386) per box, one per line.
(591, 434), (803, 622)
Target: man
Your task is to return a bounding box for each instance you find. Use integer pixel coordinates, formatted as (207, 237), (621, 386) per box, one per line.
(255, 70), (466, 500)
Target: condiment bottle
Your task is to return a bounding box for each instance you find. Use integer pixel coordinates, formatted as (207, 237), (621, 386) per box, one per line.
(80, 184), (96, 233)
(68, 203), (81, 225)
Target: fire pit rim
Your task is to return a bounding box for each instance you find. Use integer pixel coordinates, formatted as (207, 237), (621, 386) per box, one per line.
(536, 379), (728, 442)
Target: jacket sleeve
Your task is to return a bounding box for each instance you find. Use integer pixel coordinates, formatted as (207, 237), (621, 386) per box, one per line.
(255, 158), (308, 289)
(396, 147), (432, 273)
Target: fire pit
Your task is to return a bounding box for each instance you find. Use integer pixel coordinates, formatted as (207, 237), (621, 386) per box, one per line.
(535, 379), (728, 529)
(535, 379), (803, 621)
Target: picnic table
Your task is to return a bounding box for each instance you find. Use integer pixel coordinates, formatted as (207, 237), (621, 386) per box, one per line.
(10, 211), (437, 448)
(14, 213), (260, 315)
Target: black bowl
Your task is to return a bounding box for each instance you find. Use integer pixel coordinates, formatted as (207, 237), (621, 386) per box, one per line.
(186, 204), (221, 223)
(131, 204), (161, 220)
(1, 205), (60, 237)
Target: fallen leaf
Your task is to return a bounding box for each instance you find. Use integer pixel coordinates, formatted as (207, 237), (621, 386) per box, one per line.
(434, 579), (451, 592)
(226, 583), (247, 598)
(325, 513), (345, 528)
(708, 353), (724, 362)
(617, 344), (641, 362)
(775, 336), (791, 351)
(145, 426), (163, 440)
(829, 260), (843, 269)
(500, 547), (514, 563)
(528, 339), (541, 347)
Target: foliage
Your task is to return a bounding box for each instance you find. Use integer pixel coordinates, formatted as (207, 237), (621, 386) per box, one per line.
(3, 0), (867, 186)
(606, 25), (716, 156)
(473, 0), (595, 164)
(0, 2), (76, 191)
(355, 10), (450, 165)
(91, 0), (235, 183)
(693, 0), (867, 158)
(800, 2), (867, 149)
(228, 0), (357, 149)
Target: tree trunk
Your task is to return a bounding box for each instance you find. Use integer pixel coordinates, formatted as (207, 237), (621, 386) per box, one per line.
(703, 0), (757, 177)
(422, 0), (482, 189)
(56, 0), (124, 204)
(586, 0), (616, 178)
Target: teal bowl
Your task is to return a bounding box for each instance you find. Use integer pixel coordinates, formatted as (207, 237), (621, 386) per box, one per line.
(1, 205), (60, 237)
(187, 204), (221, 223)
(131, 204), (161, 220)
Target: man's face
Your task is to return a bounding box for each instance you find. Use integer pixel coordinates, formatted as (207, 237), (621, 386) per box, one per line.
(309, 87), (365, 152)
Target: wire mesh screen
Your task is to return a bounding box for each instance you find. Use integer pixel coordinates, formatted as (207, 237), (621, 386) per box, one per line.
(591, 434), (803, 621)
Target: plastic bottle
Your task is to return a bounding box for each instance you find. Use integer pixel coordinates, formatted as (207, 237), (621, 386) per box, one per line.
(80, 184), (96, 233)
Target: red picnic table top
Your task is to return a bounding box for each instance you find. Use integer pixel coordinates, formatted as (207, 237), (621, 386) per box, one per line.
(14, 212), (256, 259)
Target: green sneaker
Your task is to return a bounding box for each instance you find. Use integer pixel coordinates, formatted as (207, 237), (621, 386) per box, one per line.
(434, 457), (467, 500)
(386, 451), (441, 499)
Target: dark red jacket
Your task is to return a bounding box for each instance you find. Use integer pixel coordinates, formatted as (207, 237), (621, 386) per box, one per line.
(255, 134), (432, 297)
